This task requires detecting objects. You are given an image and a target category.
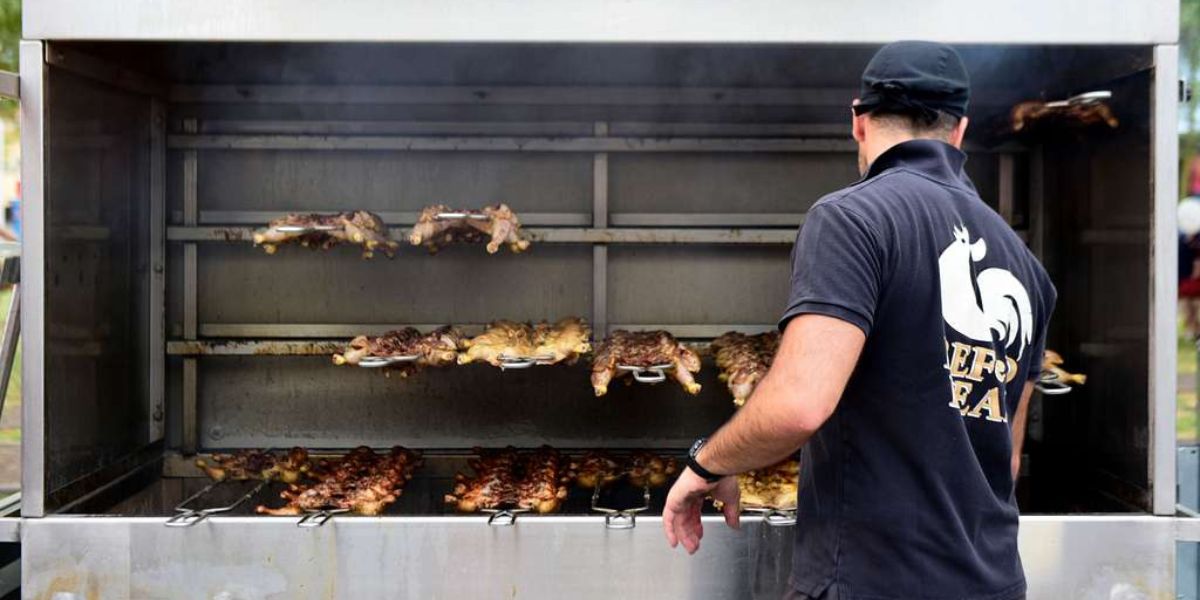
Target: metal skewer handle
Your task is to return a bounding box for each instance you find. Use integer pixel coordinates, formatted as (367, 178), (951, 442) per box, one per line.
(617, 363), (674, 384)
(1043, 90), (1111, 109)
(356, 354), (420, 368)
(297, 508), (349, 528)
(272, 224), (342, 233)
(165, 479), (269, 528)
(1035, 372), (1074, 396)
(743, 506), (797, 527)
(435, 212), (490, 221)
(591, 485), (652, 530)
(483, 508), (529, 526)
(498, 354), (557, 371)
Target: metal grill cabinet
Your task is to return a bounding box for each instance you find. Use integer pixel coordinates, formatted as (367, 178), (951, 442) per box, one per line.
(7, 2), (1190, 598)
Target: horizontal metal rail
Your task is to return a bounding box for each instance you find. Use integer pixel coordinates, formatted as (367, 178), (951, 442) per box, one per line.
(171, 84), (859, 107)
(166, 226), (797, 245)
(166, 134), (856, 153)
(184, 323), (776, 343)
(196, 119), (851, 138)
(169, 84), (1026, 109)
(167, 340), (344, 356)
(173, 211), (806, 228)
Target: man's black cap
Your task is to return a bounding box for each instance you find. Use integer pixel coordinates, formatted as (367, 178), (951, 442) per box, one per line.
(855, 41), (970, 121)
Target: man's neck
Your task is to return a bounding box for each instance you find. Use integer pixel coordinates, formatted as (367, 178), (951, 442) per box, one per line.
(865, 134), (919, 168)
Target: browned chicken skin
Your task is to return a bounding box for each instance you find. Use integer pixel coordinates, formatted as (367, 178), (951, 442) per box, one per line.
(256, 446), (421, 517)
(409, 204), (532, 254)
(458, 318), (591, 367)
(591, 330), (702, 396)
(253, 211), (399, 258)
(333, 326), (466, 377)
(568, 450), (679, 490)
(711, 332), (780, 406)
(195, 447), (312, 483)
(445, 447), (568, 514)
(714, 459), (800, 511)
(1011, 100), (1119, 132)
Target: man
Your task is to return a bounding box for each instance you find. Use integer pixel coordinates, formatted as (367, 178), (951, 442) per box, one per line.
(662, 41), (1055, 600)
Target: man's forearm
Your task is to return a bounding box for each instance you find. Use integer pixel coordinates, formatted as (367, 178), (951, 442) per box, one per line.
(1010, 381), (1034, 481)
(696, 370), (813, 475)
(695, 315), (865, 476)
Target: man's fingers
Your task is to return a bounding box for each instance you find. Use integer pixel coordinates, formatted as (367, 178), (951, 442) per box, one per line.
(662, 503), (678, 548)
(721, 498), (741, 530)
(714, 476), (741, 530)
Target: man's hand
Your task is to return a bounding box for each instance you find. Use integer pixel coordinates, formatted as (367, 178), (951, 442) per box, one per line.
(662, 468), (740, 554)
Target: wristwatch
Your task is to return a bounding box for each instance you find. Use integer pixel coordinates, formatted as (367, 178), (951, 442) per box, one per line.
(686, 437), (726, 483)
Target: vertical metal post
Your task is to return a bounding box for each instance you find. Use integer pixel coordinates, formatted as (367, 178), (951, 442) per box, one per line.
(998, 153), (1015, 225)
(19, 40), (46, 517)
(148, 98), (166, 442)
(182, 117), (199, 454)
(1151, 45), (1180, 516)
(1028, 146), (1046, 260)
(592, 122), (609, 337)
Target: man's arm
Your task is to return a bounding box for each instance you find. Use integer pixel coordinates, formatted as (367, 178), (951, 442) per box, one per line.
(698, 314), (865, 474)
(1010, 381), (1035, 482)
(662, 313), (865, 554)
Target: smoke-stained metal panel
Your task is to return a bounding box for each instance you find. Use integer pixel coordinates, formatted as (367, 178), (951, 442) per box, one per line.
(608, 246), (792, 326)
(40, 62), (156, 508)
(197, 358), (733, 449)
(195, 244), (592, 325)
(193, 150), (592, 214)
(19, 515), (1178, 599)
(609, 153), (857, 214)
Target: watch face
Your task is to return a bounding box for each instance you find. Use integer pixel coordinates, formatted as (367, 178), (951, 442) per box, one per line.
(689, 438), (707, 459)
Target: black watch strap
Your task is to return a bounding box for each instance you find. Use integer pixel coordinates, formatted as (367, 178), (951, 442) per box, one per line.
(686, 437), (725, 483)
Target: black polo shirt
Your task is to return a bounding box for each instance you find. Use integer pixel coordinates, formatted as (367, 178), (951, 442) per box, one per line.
(781, 140), (1055, 600)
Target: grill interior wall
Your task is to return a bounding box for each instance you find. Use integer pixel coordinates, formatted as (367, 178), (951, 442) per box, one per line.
(1026, 71), (1153, 511)
(43, 67), (156, 506)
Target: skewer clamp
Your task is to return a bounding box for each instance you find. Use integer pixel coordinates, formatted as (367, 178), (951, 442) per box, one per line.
(617, 363), (674, 384)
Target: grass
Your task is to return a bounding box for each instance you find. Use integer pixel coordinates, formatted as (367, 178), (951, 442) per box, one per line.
(0, 286), (17, 444)
(1182, 318), (1200, 443)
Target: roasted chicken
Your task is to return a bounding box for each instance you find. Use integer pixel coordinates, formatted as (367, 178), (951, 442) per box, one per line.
(728, 459), (800, 511)
(567, 450), (679, 490)
(515, 447), (570, 514)
(445, 447), (568, 514)
(444, 447), (522, 513)
(711, 331), (780, 406)
(624, 451), (679, 489)
(253, 211), (399, 258)
(195, 447), (312, 484)
(408, 204), (532, 254)
(1011, 100), (1119, 132)
(531, 317), (592, 364)
(1042, 349), (1087, 386)
(333, 326), (465, 377)
(458, 318), (591, 367)
(256, 446), (422, 517)
(591, 330), (702, 396)
(567, 451), (624, 490)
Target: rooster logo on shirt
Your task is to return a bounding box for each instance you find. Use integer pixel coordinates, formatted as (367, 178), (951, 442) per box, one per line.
(938, 225), (1032, 423)
(938, 225), (1033, 359)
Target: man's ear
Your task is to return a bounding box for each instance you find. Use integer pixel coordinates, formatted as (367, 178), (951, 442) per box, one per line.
(852, 113), (867, 143)
(949, 116), (969, 148)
